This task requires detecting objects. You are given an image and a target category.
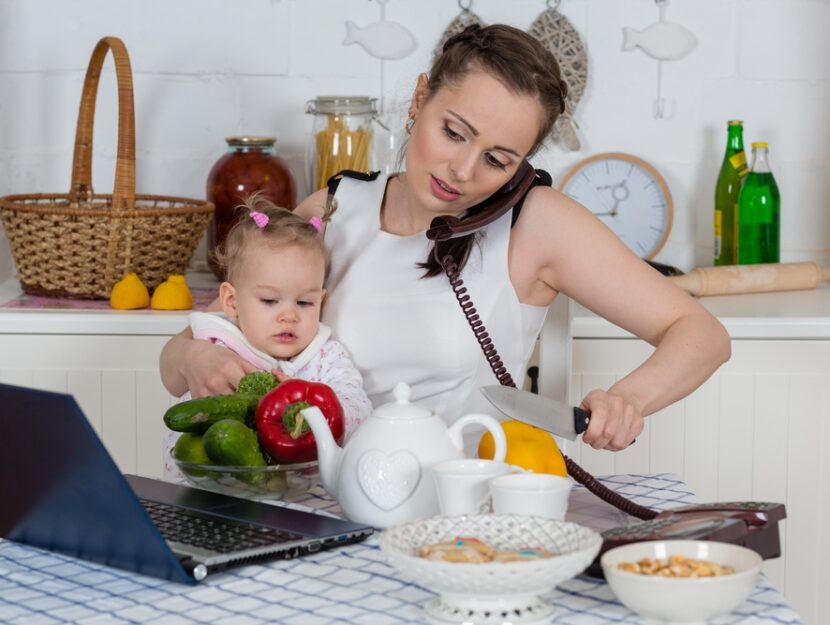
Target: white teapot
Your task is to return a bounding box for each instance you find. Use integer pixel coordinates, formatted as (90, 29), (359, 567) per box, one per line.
(300, 382), (507, 528)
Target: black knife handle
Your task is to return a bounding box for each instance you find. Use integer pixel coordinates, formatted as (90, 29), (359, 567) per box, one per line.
(573, 407), (591, 435)
(572, 407), (638, 445)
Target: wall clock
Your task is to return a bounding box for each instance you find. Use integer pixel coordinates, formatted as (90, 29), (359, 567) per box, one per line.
(558, 152), (673, 259)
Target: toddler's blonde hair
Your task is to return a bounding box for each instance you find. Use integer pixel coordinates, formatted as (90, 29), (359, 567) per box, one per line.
(215, 193), (328, 283)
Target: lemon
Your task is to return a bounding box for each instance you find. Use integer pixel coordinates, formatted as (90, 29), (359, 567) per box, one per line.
(478, 420), (568, 476)
(109, 272), (150, 310)
(151, 274), (193, 310)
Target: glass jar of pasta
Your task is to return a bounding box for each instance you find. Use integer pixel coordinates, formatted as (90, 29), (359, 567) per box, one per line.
(305, 96), (383, 195)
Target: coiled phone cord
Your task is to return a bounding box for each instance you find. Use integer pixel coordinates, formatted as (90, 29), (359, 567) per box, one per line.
(440, 252), (658, 521)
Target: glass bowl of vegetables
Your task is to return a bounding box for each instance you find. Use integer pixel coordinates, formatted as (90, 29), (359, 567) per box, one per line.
(164, 372), (339, 502)
(172, 451), (319, 502)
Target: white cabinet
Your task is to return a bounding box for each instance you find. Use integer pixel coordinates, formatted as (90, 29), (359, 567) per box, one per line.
(539, 285), (830, 625)
(0, 278), (189, 480)
(0, 333), (179, 478)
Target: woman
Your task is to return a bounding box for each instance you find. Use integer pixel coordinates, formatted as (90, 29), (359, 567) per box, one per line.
(161, 24), (730, 452)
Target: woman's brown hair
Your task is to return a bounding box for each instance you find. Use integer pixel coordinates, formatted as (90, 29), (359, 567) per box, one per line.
(416, 23), (567, 277)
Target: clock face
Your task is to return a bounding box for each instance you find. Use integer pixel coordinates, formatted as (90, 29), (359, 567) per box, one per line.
(559, 153), (673, 259)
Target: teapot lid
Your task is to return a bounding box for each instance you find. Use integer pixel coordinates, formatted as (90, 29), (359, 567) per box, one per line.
(373, 382), (432, 420)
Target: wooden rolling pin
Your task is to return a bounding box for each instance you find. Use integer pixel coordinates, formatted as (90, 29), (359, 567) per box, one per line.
(669, 262), (830, 297)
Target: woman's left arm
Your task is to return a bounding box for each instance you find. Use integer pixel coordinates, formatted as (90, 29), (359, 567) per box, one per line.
(510, 187), (731, 450)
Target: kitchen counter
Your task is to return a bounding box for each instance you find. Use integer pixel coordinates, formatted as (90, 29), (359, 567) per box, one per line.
(2, 275), (828, 338)
(572, 283), (830, 339)
(0, 273), (220, 335)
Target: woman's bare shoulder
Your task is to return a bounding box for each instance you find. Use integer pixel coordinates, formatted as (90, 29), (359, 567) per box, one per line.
(294, 188), (329, 219)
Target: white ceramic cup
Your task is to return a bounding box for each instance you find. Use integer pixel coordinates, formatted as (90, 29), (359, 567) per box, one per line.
(431, 459), (513, 516)
(489, 473), (573, 520)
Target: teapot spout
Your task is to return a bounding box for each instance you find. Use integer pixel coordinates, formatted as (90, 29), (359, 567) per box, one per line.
(299, 406), (343, 498)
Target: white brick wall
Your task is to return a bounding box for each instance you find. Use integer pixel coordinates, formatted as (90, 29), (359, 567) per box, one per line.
(0, 0), (828, 281)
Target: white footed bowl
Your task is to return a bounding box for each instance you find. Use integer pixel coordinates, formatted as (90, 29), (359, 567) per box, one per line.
(379, 514), (601, 625)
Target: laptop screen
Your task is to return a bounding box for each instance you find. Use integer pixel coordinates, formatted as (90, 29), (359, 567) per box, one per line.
(0, 383), (196, 583)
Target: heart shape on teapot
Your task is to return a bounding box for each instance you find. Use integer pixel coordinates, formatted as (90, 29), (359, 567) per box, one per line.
(357, 449), (421, 511)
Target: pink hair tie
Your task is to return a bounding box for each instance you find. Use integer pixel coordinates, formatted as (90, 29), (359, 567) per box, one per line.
(250, 211), (269, 229)
(309, 216), (323, 233)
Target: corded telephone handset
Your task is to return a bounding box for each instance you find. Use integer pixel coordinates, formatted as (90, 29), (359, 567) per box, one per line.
(426, 159), (538, 242)
(425, 163), (786, 572)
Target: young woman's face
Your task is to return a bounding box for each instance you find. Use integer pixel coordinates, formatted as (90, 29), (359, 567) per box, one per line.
(220, 242), (326, 360)
(406, 69), (544, 218)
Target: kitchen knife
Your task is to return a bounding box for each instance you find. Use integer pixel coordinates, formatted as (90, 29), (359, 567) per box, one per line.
(480, 385), (590, 441)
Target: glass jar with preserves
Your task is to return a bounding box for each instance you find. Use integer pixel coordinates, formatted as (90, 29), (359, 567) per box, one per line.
(306, 96), (388, 195)
(206, 136), (296, 279)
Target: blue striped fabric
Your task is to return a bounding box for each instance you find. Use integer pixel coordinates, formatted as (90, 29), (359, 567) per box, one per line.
(0, 474), (805, 625)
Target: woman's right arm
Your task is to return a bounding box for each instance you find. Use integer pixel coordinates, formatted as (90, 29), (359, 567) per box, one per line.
(160, 327), (260, 397)
(159, 305), (260, 398)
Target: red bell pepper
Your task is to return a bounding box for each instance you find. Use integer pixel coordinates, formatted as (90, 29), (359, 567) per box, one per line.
(255, 379), (345, 464)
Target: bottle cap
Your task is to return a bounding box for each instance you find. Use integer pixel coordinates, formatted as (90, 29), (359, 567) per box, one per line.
(727, 120), (743, 125)
(752, 141), (769, 149)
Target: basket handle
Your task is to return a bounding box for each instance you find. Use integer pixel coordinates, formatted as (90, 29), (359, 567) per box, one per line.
(69, 36), (136, 210)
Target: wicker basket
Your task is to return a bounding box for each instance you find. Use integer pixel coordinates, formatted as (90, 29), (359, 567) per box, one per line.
(0, 37), (214, 299)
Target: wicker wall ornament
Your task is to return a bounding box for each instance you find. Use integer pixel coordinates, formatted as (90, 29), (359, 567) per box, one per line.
(527, 0), (588, 151)
(433, 0), (484, 61)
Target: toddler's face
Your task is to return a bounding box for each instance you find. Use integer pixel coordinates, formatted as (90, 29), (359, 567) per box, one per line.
(221, 243), (326, 360)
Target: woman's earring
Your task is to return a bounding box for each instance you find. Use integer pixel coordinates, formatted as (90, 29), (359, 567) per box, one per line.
(405, 118), (415, 135)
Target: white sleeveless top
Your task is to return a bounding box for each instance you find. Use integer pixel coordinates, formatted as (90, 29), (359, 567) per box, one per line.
(322, 173), (548, 446)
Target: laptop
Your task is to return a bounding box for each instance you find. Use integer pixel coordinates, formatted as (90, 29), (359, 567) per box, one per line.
(0, 383), (373, 584)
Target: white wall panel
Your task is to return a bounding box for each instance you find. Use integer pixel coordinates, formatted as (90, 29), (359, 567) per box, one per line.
(571, 338), (830, 624)
(783, 374), (823, 624)
(648, 400), (685, 477)
(716, 373), (754, 501)
(752, 374), (789, 593)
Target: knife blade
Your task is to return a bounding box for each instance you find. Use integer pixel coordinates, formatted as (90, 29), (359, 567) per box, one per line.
(480, 385), (590, 441)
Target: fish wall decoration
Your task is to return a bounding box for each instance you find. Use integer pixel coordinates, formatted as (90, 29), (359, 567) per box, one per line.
(343, 0), (417, 60)
(623, 0), (697, 119)
(622, 21), (697, 61)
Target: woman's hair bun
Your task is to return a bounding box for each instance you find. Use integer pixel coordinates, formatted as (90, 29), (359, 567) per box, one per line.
(443, 24), (488, 53)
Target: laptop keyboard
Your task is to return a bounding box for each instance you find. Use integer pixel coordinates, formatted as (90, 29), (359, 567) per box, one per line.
(140, 499), (303, 554)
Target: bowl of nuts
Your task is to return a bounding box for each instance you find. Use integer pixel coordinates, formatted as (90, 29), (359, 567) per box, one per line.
(600, 540), (762, 624)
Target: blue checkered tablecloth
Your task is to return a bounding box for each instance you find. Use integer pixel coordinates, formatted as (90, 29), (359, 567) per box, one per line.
(0, 474), (805, 625)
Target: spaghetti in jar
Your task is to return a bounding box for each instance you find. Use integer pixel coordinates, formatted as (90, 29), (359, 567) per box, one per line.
(305, 96), (377, 193)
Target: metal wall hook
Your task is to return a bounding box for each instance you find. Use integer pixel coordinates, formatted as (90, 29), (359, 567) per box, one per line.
(458, 0), (473, 10)
(547, 0), (562, 11)
(656, 0), (667, 21)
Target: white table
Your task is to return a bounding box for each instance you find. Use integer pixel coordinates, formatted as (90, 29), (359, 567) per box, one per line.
(0, 474), (805, 625)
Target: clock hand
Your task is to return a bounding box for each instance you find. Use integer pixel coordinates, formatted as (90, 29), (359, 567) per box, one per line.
(595, 181), (622, 217)
(610, 180), (630, 213)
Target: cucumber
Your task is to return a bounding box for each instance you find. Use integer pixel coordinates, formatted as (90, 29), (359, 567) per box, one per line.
(163, 394), (254, 433)
(203, 419), (267, 485)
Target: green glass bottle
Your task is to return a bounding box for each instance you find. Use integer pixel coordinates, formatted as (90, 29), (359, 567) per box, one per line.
(738, 142), (780, 264)
(714, 120), (747, 265)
